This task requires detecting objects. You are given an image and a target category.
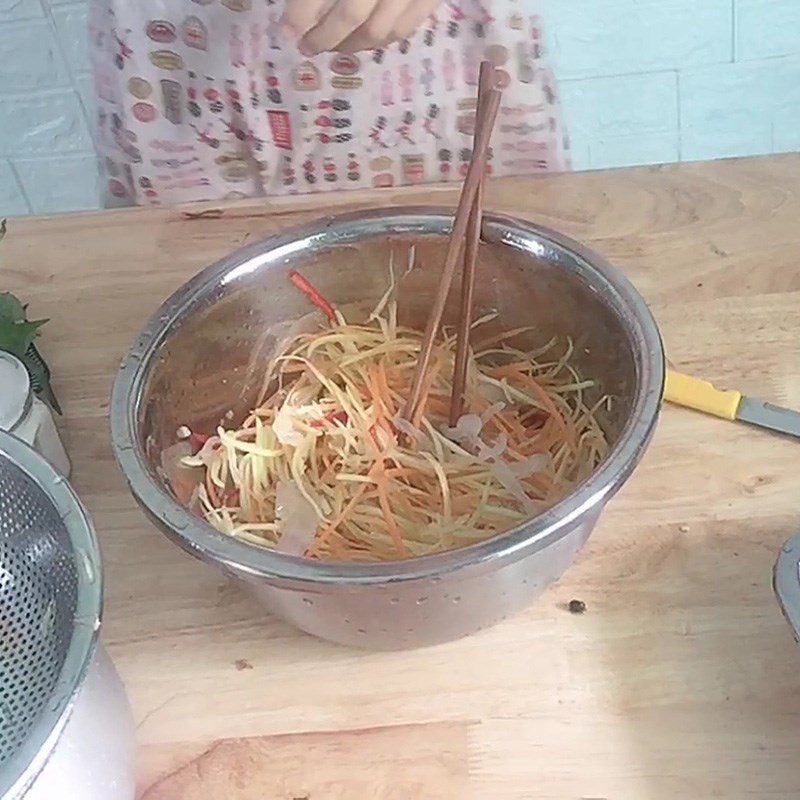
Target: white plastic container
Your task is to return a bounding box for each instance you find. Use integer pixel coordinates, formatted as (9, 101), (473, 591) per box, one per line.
(21, 648), (137, 800)
(0, 351), (71, 476)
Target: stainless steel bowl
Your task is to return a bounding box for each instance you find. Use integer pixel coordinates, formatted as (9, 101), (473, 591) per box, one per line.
(774, 532), (800, 641)
(111, 208), (664, 649)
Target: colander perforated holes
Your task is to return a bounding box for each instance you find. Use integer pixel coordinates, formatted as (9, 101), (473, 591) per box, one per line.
(0, 456), (78, 772)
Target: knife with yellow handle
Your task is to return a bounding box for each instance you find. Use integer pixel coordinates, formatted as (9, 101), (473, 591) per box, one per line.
(664, 370), (800, 439)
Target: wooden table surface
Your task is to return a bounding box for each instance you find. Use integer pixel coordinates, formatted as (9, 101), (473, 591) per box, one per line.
(6, 154), (800, 799)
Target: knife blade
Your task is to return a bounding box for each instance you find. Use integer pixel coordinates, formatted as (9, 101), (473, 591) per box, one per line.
(736, 396), (800, 438)
(664, 369), (800, 439)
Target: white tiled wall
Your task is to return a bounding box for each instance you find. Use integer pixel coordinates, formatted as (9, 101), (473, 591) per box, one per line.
(0, 0), (97, 215)
(1, 0), (799, 216)
(551, 0), (800, 170)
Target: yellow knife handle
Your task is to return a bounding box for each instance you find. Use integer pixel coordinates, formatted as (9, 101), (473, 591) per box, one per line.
(664, 370), (742, 420)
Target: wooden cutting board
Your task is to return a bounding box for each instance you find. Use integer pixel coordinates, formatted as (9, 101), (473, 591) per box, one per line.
(5, 154), (800, 799)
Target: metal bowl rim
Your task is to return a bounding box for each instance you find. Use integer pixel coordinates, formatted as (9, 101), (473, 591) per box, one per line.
(110, 207), (664, 585)
(0, 430), (102, 798)
(774, 531), (800, 642)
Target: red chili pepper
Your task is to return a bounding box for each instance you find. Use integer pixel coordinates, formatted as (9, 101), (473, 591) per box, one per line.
(222, 488), (240, 506)
(520, 407), (550, 430)
(368, 423), (381, 448)
(205, 473), (220, 507)
(190, 432), (210, 446)
(288, 270), (336, 322)
(309, 410), (348, 428)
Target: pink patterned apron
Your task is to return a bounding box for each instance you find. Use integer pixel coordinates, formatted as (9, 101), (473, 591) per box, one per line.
(89, 0), (570, 205)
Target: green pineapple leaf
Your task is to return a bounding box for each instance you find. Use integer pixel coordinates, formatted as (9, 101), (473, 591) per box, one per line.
(0, 293), (48, 356)
(0, 261), (61, 413)
(0, 292), (27, 324)
(0, 318), (47, 358)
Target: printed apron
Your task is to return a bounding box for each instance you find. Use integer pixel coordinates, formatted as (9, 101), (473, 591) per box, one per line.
(89, 0), (570, 205)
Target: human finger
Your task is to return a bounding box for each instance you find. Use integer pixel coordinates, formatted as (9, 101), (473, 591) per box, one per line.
(386, 0), (440, 42)
(280, 0), (334, 41)
(333, 0), (411, 52)
(299, 0), (376, 55)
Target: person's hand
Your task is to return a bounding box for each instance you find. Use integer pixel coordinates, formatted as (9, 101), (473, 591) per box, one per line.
(281, 0), (441, 56)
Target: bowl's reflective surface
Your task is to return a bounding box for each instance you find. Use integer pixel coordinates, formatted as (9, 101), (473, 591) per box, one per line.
(774, 531), (800, 642)
(112, 209), (663, 648)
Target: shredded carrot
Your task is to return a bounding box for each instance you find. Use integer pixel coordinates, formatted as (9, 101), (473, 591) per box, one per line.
(375, 468), (409, 557)
(310, 461), (382, 554)
(175, 270), (609, 562)
(411, 348), (448, 428)
(486, 360), (534, 376)
(487, 364), (576, 447)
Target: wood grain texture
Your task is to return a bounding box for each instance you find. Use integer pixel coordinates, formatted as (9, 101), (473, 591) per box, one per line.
(5, 154), (800, 799)
(138, 722), (471, 799)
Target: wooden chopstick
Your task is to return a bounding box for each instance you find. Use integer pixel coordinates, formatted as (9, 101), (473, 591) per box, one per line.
(448, 62), (497, 426)
(401, 65), (501, 424)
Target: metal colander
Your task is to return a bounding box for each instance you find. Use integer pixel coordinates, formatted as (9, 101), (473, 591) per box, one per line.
(0, 430), (101, 799)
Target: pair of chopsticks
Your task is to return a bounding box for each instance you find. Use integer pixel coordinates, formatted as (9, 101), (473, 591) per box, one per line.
(401, 61), (501, 426)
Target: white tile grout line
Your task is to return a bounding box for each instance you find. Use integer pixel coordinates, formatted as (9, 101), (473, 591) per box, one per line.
(8, 159), (33, 215)
(675, 70), (682, 161)
(38, 0), (93, 129)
